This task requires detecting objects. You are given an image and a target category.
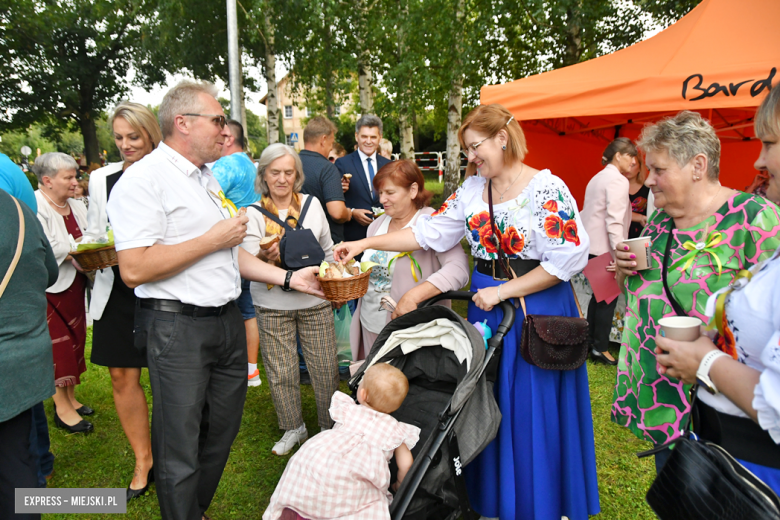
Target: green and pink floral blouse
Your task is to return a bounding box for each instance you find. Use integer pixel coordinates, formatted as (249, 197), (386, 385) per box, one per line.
(612, 192), (780, 445)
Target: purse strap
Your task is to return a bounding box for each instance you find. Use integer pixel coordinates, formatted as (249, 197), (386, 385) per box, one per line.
(662, 220), (687, 316)
(0, 197), (25, 299)
(487, 180), (582, 319)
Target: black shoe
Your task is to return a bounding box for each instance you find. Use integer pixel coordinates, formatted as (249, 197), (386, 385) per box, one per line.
(75, 405), (94, 416)
(590, 349), (618, 366)
(127, 467), (154, 501)
(299, 370), (312, 386)
(53, 411), (94, 434)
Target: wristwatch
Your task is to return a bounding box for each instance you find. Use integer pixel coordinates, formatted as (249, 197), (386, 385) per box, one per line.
(696, 350), (730, 394)
(282, 270), (293, 292)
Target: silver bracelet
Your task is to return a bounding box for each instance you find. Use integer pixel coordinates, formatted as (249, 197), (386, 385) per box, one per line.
(497, 284), (504, 302)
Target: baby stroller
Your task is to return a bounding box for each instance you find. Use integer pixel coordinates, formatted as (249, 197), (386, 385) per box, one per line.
(349, 291), (516, 520)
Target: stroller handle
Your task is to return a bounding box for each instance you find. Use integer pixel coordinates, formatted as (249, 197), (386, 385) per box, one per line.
(419, 291), (516, 348)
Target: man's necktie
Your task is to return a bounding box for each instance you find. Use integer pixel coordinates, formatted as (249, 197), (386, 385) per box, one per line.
(367, 157), (375, 193)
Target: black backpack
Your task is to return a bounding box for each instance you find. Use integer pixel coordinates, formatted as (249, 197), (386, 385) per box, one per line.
(250, 196), (326, 271)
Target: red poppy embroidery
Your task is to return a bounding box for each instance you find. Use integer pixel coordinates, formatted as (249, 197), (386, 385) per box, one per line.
(562, 220), (580, 246)
(502, 226), (525, 254)
(544, 215), (564, 239)
(543, 200), (558, 213)
(468, 211), (490, 231)
(479, 225), (500, 254)
(432, 192), (456, 216)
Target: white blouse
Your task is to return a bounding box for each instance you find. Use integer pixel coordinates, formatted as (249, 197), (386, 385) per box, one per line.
(413, 171), (589, 281)
(701, 247), (780, 443)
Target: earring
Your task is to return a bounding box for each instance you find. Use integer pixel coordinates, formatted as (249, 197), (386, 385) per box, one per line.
(502, 145), (506, 151)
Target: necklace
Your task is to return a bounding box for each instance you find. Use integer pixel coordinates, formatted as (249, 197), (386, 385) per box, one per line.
(493, 163), (525, 201)
(41, 189), (68, 209)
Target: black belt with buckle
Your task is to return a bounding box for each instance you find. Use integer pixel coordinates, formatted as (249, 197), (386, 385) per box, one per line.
(138, 298), (233, 318)
(475, 258), (541, 281)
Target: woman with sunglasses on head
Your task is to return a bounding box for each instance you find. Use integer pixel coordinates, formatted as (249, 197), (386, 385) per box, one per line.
(85, 101), (161, 501)
(335, 104), (599, 520)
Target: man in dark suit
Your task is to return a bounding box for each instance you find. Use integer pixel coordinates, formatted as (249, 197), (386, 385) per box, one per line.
(335, 115), (391, 243)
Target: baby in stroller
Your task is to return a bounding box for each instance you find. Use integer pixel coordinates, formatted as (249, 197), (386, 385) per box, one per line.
(263, 363), (421, 520)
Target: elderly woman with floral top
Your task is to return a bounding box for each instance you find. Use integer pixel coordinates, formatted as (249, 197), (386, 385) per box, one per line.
(335, 104), (599, 520)
(612, 110), (780, 473)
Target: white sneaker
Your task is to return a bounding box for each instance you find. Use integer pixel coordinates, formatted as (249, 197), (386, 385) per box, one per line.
(248, 369), (262, 387)
(272, 425), (308, 455)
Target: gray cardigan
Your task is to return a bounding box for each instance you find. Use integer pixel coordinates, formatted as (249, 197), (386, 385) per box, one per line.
(0, 190), (58, 422)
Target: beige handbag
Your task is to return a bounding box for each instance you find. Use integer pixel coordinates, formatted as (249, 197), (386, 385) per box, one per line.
(0, 196), (25, 299)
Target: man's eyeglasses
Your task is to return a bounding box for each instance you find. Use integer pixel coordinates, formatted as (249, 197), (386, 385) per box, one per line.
(182, 113), (227, 128)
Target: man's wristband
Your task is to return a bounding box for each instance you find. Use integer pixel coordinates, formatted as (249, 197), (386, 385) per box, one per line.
(282, 270), (293, 292)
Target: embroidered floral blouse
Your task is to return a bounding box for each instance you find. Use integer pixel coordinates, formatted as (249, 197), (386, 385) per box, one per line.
(413, 170), (590, 281)
(612, 193), (780, 445)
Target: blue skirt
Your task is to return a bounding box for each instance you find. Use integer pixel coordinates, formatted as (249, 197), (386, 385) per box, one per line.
(464, 268), (601, 519)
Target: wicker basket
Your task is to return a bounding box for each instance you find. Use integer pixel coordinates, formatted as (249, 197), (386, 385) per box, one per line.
(319, 268), (372, 303)
(70, 245), (118, 272)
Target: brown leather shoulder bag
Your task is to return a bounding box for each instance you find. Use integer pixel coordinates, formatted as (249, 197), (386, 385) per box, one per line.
(487, 181), (589, 370)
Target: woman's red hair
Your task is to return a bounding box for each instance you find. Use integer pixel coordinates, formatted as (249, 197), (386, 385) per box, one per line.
(373, 159), (433, 209)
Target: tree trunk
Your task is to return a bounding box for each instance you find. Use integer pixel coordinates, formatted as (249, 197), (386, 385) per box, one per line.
(263, 15), (280, 144)
(442, 0), (465, 201)
(79, 115), (101, 169)
(443, 79), (462, 200)
(357, 52), (374, 115)
(323, 17), (335, 119)
(563, 7), (583, 67)
(397, 0), (414, 158)
(239, 50), (248, 140)
(356, 0), (374, 115)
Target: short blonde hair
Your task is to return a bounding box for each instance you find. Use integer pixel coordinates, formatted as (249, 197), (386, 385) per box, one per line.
(158, 80), (219, 139)
(638, 111), (721, 181)
(379, 138), (393, 156)
(755, 86), (780, 139)
(361, 363), (409, 414)
(459, 104), (527, 177)
(255, 143), (304, 196)
(110, 101), (162, 151)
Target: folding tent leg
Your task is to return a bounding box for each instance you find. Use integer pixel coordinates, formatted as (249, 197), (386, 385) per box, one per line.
(447, 430), (479, 520)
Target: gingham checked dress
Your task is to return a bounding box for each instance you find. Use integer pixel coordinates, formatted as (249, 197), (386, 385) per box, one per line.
(263, 391), (421, 520)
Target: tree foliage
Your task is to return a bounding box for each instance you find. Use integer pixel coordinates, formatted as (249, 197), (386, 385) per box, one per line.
(0, 0), (158, 166)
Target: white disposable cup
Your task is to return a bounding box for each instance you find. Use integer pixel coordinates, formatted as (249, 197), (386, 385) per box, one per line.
(658, 316), (702, 342)
(623, 237), (653, 271)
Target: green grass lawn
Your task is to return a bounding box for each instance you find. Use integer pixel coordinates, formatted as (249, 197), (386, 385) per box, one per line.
(44, 336), (656, 519)
(43, 174), (657, 518)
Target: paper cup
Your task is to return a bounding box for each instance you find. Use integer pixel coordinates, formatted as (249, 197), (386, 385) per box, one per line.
(658, 317), (702, 342)
(623, 237), (653, 270)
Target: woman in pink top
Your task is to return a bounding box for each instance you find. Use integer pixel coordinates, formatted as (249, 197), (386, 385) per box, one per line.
(350, 160), (470, 360)
(580, 138), (636, 365)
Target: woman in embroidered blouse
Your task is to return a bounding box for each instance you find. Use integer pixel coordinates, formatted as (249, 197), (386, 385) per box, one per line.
(351, 160), (470, 360)
(652, 87), (780, 493)
(612, 110), (780, 474)
(335, 104), (600, 520)
(242, 143), (339, 457)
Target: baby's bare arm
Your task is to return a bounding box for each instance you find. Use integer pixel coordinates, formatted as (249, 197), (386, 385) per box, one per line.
(394, 444), (413, 486)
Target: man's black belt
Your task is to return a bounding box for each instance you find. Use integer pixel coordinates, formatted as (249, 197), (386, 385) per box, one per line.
(694, 399), (780, 469)
(138, 298), (233, 318)
(475, 258), (541, 281)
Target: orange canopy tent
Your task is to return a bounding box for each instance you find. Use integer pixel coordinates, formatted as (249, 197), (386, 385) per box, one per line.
(480, 0), (779, 205)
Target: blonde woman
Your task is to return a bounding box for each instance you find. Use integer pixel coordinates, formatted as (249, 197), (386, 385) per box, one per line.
(86, 102), (162, 500)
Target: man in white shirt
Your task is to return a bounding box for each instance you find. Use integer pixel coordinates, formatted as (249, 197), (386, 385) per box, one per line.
(335, 115), (391, 244)
(107, 80), (322, 520)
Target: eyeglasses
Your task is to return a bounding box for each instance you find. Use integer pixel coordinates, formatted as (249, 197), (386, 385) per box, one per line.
(461, 116), (515, 159)
(461, 136), (491, 159)
(182, 113), (227, 128)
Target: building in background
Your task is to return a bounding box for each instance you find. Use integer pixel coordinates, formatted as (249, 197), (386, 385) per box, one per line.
(261, 74), (348, 151)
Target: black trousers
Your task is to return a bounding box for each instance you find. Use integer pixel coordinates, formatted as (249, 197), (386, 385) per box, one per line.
(137, 303), (247, 520)
(587, 293), (618, 353)
(0, 408), (40, 520)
